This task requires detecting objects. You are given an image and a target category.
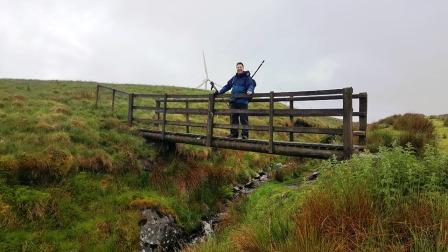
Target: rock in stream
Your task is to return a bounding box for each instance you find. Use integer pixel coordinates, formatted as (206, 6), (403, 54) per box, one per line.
(139, 209), (186, 252)
(139, 170), (271, 251)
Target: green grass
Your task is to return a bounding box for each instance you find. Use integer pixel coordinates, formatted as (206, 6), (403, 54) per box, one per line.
(189, 146), (448, 251)
(9, 78), (444, 251)
(0, 78), (343, 251)
(431, 118), (448, 152)
(367, 113), (440, 155)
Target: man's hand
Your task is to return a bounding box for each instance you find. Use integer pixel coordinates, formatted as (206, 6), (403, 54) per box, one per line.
(247, 91), (253, 95)
(213, 90), (219, 96)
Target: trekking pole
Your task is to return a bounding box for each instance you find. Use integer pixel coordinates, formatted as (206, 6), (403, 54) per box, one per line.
(251, 60), (265, 78)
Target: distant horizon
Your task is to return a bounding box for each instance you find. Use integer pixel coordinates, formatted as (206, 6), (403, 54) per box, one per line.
(2, 77), (445, 123)
(1, 0), (447, 122)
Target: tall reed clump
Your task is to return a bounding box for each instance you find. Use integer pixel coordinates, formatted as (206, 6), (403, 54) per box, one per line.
(368, 114), (436, 154)
(292, 146), (448, 251)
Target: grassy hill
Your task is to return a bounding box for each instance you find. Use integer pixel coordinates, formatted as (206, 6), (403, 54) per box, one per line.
(189, 145), (448, 251)
(366, 113), (448, 154)
(0, 79), (340, 251)
(431, 116), (448, 153)
(2, 79), (446, 251)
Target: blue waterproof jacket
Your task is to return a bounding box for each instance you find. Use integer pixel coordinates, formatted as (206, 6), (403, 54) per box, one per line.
(218, 71), (256, 105)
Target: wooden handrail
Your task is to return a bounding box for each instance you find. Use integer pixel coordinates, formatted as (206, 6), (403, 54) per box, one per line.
(133, 119), (366, 136)
(95, 84), (368, 159)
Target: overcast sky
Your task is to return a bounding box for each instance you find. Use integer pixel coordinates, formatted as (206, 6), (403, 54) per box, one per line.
(1, 0), (447, 121)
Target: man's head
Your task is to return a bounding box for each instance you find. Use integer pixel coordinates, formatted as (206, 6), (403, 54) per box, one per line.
(236, 62), (244, 74)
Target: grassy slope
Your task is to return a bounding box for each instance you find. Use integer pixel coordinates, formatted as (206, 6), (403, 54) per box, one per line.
(189, 146), (448, 252)
(2, 79), (447, 251)
(0, 79), (340, 251)
(432, 118), (448, 152)
(366, 114), (447, 155)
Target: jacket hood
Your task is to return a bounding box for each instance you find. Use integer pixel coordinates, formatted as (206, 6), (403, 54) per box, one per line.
(236, 71), (251, 77)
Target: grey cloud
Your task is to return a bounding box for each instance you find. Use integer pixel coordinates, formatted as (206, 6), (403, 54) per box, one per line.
(0, 0), (447, 121)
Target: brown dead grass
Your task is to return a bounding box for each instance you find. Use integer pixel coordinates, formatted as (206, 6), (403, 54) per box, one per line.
(11, 100), (25, 107)
(0, 197), (18, 228)
(77, 150), (113, 173)
(389, 199), (446, 248)
(20, 197), (49, 221)
(100, 175), (114, 190)
(36, 119), (57, 131)
(10, 95), (26, 101)
(294, 188), (378, 251)
(96, 220), (112, 240)
(47, 132), (71, 146)
(393, 113), (434, 137)
(100, 117), (130, 131)
(175, 144), (211, 161)
(129, 198), (176, 219)
(70, 117), (87, 129)
(175, 163), (214, 193)
(72, 89), (94, 100)
(230, 226), (262, 252)
(17, 151), (75, 184)
(9, 148), (76, 184)
(9, 95), (26, 107)
(51, 105), (71, 115)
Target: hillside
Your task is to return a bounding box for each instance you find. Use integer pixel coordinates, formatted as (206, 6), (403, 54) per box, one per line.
(189, 146), (448, 251)
(0, 79), (339, 251)
(366, 113), (448, 154)
(2, 79), (446, 251)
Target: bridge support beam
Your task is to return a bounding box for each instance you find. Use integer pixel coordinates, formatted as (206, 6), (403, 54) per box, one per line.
(140, 131), (345, 159)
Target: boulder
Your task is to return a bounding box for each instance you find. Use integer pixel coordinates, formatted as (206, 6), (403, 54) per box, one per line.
(140, 209), (185, 252)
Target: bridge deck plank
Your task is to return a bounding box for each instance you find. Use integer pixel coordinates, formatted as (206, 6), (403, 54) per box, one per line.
(139, 129), (364, 159)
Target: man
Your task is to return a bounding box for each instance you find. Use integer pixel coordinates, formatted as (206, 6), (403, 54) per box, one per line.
(213, 62), (255, 139)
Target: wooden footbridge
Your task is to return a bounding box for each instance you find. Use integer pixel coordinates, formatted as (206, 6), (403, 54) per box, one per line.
(95, 85), (367, 159)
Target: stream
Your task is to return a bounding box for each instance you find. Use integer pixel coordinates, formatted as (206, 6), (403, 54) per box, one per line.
(138, 168), (271, 252)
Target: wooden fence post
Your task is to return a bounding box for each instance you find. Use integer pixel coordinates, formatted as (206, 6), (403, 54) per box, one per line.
(128, 93), (134, 126)
(342, 87), (353, 159)
(289, 95), (294, 142)
(359, 92), (368, 146)
(95, 85), (100, 108)
(206, 94), (215, 147)
(111, 89), (116, 114)
(162, 94), (167, 140)
(269, 91), (274, 153)
(186, 99), (190, 134)
(155, 100), (161, 129)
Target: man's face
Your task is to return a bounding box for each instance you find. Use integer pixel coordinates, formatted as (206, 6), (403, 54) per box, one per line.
(236, 64), (244, 74)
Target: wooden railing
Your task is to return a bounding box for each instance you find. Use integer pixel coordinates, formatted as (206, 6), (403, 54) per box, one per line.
(95, 85), (367, 159)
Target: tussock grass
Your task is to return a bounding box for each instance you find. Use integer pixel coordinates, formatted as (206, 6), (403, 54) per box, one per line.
(130, 198), (177, 218)
(368, 113), (437, 154)
(190, 146), (448, 251)
(2, 79), (333, 250)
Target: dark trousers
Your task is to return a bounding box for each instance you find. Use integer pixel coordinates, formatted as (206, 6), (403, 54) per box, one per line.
(230, 103), (249, 137)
